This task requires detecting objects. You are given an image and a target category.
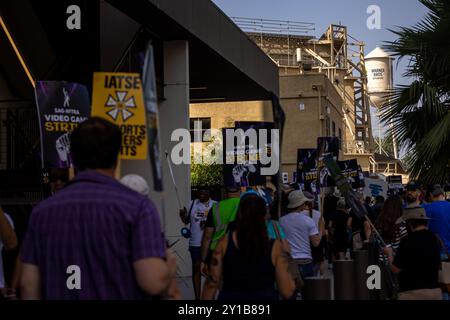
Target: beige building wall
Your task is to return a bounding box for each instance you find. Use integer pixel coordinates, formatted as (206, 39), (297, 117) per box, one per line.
(190, 101), (273, 127)
(280, 73), (345, 181)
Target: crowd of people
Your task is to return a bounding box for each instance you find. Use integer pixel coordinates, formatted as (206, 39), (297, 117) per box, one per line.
(0, 117), (449, 301)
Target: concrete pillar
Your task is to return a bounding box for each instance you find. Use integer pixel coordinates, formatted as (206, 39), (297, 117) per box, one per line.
(353, 250), (370, 300)
(159, 40), (191, 277)
(121, 41), (191, 277)
(334, 260), (356, 300)
(302, 277), (332, 300)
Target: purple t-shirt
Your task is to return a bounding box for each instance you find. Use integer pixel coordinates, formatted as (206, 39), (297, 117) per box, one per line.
(21, 170), (165, 300)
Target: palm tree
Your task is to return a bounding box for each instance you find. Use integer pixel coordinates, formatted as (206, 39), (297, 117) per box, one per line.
(382, 0), (450, 184)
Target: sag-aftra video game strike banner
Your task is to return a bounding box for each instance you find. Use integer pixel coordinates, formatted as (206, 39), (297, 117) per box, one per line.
(91, 73), (148, 160)
(296, 148), (318, 193)
(35, 81), (91, 168)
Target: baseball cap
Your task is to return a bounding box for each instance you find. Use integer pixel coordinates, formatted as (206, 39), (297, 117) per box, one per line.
(431, 184), (445, 197)
(406, 181), (421, 191)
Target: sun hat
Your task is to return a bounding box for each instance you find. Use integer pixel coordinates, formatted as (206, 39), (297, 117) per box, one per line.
(402, 206), (430, 221)
(287, 190), (312, 209)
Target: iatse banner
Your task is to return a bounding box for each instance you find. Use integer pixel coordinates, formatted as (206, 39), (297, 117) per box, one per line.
(91, 72), (148, 160)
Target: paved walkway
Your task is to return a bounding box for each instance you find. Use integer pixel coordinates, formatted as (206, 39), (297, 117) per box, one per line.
(176, 262), (335, 300)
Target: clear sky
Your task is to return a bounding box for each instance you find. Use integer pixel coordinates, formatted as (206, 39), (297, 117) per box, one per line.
(212, 0), (429, 139)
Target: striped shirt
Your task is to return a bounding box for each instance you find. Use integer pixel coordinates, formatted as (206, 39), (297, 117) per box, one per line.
(21, 170), (165, 300)
(379, 219), (408, 263)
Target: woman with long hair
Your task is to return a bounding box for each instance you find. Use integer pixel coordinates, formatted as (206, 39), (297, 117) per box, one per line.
(375, 196), (407, 260)
(201, 193), (295, 300)
(373, 196), (407, 300)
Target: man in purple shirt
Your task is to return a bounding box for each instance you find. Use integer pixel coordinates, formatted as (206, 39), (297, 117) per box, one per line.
(20, 117), (177, 300)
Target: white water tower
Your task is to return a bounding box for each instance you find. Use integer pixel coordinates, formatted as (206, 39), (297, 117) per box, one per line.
(365, 47), (394, 108)
(365, 47), (398, 159)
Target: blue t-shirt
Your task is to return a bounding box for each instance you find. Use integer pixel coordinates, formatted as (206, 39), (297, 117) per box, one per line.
(266, 220), (286, 240)
(424, 201), (450, 251)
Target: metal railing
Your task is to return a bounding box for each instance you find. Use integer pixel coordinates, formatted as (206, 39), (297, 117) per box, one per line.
(232, 17), (315, 36)
(343, 140), (372, 155)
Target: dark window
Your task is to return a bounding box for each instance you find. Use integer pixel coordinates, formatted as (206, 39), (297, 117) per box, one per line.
(190, 118), (211, 142)
(332, 121), (336, 137)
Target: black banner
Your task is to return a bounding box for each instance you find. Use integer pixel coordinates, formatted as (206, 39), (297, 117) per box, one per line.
(296, 148), (318, 193)
(317, 137), (340, 189)
(141, 43), (163, 191)
(222, 122), (274, 188)
(35, 81), (91, 168)
(337, 159), (364, 189)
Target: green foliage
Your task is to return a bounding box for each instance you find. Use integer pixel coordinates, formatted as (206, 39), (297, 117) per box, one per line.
(190, 138), (223, 187)
(191, 163), (223, 187)
(382, 0), (450, 184)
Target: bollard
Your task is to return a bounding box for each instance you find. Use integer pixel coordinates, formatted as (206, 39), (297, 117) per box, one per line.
(353, 250), (370, 300)
(333, 260), (356, 300)
(302, 277), (332, 300)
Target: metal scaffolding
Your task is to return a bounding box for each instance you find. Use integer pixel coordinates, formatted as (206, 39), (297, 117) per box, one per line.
(234, 18), (375, 163)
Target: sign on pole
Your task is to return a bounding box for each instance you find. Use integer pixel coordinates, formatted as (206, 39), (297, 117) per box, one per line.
(364, 178), (388, 199)
(35, 81), (91, 168)
(337, 159), (365, 189)
(296, 148), (318, 193)
(91, 72), (148, 160)
(222, 122), (274, 188)
(317, 137), (340, 188)
(142, 44), (164, 191)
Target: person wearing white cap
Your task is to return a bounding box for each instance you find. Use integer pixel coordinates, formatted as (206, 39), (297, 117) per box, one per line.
(120, 174), (150, 196)
(280, 190), (322, 278)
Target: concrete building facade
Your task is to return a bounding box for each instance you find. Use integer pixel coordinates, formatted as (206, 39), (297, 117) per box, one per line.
(190, 72), (346, 182)
(0, 0), (279, 277)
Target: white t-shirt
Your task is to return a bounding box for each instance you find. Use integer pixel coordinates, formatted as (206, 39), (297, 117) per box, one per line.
(280, 212), (319, 261)
(188, 199), (216, 247)
(0, 212), (14, 289)
(301, 209), (321, 228)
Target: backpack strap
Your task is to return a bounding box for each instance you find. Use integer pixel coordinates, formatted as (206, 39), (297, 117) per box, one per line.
(188, 200), (195, 216)
(272, 220), (282, 240)
(213, 202), (221, 227)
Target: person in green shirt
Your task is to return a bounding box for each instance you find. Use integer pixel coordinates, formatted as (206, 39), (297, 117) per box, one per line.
(200, 187), (241, 276)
